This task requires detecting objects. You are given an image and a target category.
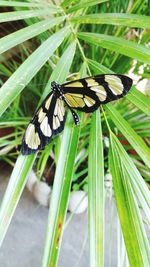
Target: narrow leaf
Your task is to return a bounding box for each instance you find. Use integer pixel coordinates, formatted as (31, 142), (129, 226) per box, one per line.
(67, 0), (107, 13)
(0, 9), (59, 23)
(0, 17), (65, 54)
(0, 0), (58, 8)
(41, 41), (77, 100)
(109, 133), (150, 267)
(0, 40), (76, 248)
(0, 154), (36, 246)
(41, 42), (78, 266)
(88, 110), (104, 267)
(42, 114), (80, 267)
(72, 13), (150, 29)
(78, 32), (150, 64)
(0, 27), (70, 116)
(88, 58), (113, 74)
(61, 0), (79, 8)
(126, 87), (150, 117)
(105, 104), (150, 167)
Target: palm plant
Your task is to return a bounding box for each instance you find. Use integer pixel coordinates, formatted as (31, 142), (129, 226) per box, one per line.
(0, 0), (150, 266)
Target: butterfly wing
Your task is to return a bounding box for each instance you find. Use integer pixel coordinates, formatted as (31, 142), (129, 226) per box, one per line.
(21, 74), (132, 154)
(62, 74), (132, 112)
(22, 92), (66, 155)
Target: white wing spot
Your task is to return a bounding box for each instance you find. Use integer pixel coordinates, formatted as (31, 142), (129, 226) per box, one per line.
(57, 100), (64, 121)
(53, 116), (60, 130)
(25, 123), (40, 149)
(54, 100), (58, 116)
(58, 99), (65, 119)
(64, 81), (83, 87)
(84, 96), (95, 107)
(45, 95), (52, 109)
(105, 75), (123, 95)
(86, 78), (99, 87)
(84, 98), (92, 107)
(40, 117), (52, 137)
(91, 85), (107, 101)
(38, 108), (46, 123)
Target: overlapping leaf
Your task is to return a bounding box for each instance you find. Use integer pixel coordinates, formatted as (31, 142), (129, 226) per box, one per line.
(0, 27), (70, 116)
(78, 32), (150, 64)
(109, 133), (150, 267)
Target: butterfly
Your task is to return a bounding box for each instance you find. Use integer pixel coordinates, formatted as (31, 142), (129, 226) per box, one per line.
(21, 74), (132, 155)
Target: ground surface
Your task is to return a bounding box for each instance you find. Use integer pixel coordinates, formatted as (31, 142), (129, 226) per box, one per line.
(0, 170), (117, 267)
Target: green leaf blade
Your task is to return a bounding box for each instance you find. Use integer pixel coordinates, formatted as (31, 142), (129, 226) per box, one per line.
(67, 0), (108, 13)
(0, 154), (36, 246)
(41, 42), (78, 266)
(78, 32), (150, 64)
(109, 133), (150, 267)
(88, 110), (104, 267)
(0, 27), (70, 117)
(42, 114), (80, 267)
(105, 104), (150, 167)
(0, 17), (65, 54)
(88, 58), (113, 74)
(126, 87), (150, 117)
(0, 9), (60, 23)
(41, 41), (77, 100)
(0, 0), (58, 8)
(72, 13), (150, 29)
(0, 40), (76, 249)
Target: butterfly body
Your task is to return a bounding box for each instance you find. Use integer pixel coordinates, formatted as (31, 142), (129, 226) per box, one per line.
(51, 81), (64, 98)
(52, 81), (80, 125)
(22, 74), (132, 155)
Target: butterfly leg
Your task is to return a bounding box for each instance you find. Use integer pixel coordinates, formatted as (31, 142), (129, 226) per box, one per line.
(69, 108), (80, 125)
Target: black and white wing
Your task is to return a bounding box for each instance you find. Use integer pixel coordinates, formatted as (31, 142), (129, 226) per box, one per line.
(22, 92), (66, 155)
(21, 74), (132, 155)
(62, 74), (132, 112)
